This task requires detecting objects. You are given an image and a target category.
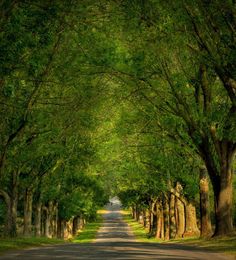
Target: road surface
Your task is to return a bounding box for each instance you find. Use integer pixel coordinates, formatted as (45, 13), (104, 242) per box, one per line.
(1, 200), (233, 259)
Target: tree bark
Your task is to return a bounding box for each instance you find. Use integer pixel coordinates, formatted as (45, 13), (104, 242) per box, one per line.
(175, 197), (185, 238)
(62, 220), (66, 239)
(53, 203), (58, 238)
(11, 170), (18, 237)
(183, 202), (200, 237)
(199, 167), (212, 237)
(171, 186), (200, 238)
(0, 170), (18, 237)
(149, 201), (156, 234)
(43, 206), (50, 238)
(57, 217), (63, 238)
(23, 189), (33, 236)
(169, 193), (176, 238)
(67, 219), (73, 239)
(79, 217), (85, 230)
(147, 204), (152, 233)
(204, 142), (235, 236)
(0, 190), (16, 237)
(35, 202), (42, 237)
(155, 202), (162, 239)
(73, 216), (79, 236)
(48, 201), (54, 238)
(213, 166), (234, 236)
(131, 206), (135, 219)
(135, 205), (140, 222)
(163, 195), (170, 240)
(142, 209), (146, 227)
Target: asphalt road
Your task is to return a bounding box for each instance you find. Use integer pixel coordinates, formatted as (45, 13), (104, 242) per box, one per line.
(1, 201), (234, 259)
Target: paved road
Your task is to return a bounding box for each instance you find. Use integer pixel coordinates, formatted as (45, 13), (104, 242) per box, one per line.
(1, 201), (234, 259)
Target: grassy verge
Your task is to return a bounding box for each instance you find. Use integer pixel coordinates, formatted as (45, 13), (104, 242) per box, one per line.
(0, 212), (105, 253)
(122, 210), (236, 256)
(0, 237), (65, 254)
(72, 213), (103, 243)
(167, 236), (236, 256)
(121, 210), (160, 243)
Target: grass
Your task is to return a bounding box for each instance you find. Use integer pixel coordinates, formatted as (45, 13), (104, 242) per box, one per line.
(122, 210), (236, 256)
(121, 210), (160, 243)
(72, 214), (103, 243)
(167, 236), (236, 256)
(97, 209), (109, 214)
(0, 212), (104, 254)
(0, 237), (65, 254)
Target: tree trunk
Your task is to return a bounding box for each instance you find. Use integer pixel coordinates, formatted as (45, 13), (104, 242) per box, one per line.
(147, 204), (152, 233)
(135, 205), (140, 222)
(175, 197), (185, 238)
(10, 194), (18, 237)
(48, 201), (54, 238)
(171, 185), (200, 238)
(183, 202), (200, 237)
(11, 170), (18, 237)
(78, 217), (85, 230)
(35, 202), (42, 237)
(205, 142), (235, 237)
(149, 201), (156, 234)
(142, 209), (147, 227)
(213, 165), (233, 236)
(51, 203), (58, 238)
(0, 190), (17, 237)
(199, 167), (212, 237)
(43, 206), (50, 238)
(0, 170), (19, 237)
(66, 219), (73, 239)
(156, 202), (161, 239)
(57, 217), (63, 238)
(169, 193), (176, 238)
(163, 196), (170, 240)
(73, 216), (79, 236)
(161, 206), (164, 240)
(203, 139), (235, 236)
(63, 220), (67, 239)
(131, 206), (135, 219)
(23, 189), (33, 236)
(155, 201), (164, 239)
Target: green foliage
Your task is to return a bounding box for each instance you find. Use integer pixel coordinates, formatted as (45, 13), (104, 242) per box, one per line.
(0, 0), (235, 238)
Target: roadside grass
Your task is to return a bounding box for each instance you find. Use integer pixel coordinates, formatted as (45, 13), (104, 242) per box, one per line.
(97, 209), (109, 214)
(121, 210), (160, 243)
(0, 212), (104, 253)
(167, 236), (236, 256)
(0, 237), (65, 254)
(122, 210), (236, 256)
(72, 214), (103, 243)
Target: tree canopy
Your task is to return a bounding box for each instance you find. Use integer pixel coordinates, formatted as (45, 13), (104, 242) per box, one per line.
(0, 0), (235, 238)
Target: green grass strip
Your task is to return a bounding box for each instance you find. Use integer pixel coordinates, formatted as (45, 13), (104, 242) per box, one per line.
(122, 210), (236, 256)
(167, 236), (236, 256)
(72, 214), (103, 243)
(0, 237), (65, 254)
(122, 210), (159, 243)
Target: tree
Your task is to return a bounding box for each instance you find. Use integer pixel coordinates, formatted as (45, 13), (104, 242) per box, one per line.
(112, 0), (235, 236)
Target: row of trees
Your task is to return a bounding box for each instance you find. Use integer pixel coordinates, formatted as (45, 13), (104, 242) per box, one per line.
(0, 1), (109, 237)
(0, 0), (235, 239)
(99, 0), (236, 237)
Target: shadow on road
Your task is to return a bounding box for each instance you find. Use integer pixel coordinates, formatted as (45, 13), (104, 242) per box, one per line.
(1, 241), (232, 260)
